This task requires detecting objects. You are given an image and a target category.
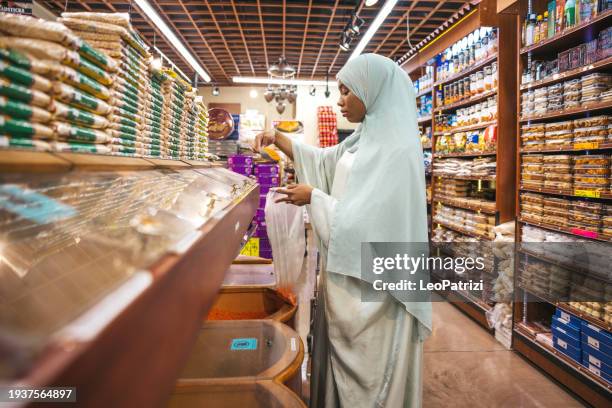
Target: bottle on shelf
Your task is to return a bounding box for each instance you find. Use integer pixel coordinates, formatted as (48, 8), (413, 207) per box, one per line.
(541, 11), (549, 41)
(535, 14), (543, 43)
(524, 13), (537, 46)
(565, 0), (577, 28)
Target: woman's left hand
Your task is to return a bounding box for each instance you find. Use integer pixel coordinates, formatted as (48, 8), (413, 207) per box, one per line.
(275, 184), (313, 206)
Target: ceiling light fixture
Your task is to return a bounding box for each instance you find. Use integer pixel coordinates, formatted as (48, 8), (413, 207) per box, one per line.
(267, 56), (296, 79)
(212, 86), (220, 96)
(249, 89), (258, 98)
(365, 0), (380, 5)
(133, 0), (211, 82)
(233, 77), (338, 87)
(339, 32), (353, 52)
(349, 0), (399, 61)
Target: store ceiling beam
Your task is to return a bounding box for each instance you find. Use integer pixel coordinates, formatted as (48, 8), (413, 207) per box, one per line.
(202, 0), (242, 76)
(373, 0), (418, 55)
(176, 0), (229, 83)
(310, 0), (340, 79)
(230, 0), (255, 75)
(389, 0), (448, 59)
(256, 0), (269, 69)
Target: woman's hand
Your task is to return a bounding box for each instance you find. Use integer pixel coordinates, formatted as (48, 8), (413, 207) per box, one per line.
(275, 184), (313, 206)
(253, 129), (276, 152)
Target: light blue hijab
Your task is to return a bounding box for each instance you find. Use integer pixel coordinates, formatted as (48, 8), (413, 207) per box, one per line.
(293, 53), (431, 335)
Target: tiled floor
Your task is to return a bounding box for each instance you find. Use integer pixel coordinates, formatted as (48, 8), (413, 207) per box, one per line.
(423, 302), (586, 408)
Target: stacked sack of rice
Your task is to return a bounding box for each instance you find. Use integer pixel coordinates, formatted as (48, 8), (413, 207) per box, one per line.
(180, 90), (198, 160)
(0, 12), (116, 153)
(194, 98), (209, 160)
(143, 68), (166, 157)
(59, 12), (153, 157)
(161, 69), (191, 159)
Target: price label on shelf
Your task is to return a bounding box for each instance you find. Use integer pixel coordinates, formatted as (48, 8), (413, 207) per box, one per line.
(240, 237), (260, 257)
(573, 142), (599, 150)
(574, 189), (600, 198)
(570, 228), (599, 239)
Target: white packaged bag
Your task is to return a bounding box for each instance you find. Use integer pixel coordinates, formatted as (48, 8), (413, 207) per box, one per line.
(264, 189), (306, 303)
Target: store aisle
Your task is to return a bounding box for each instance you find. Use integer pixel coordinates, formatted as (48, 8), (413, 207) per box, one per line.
(423, 302), (585, 408)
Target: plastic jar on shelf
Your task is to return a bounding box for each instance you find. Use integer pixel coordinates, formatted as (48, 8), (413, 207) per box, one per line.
(476, 70), (485, 94)
(492, 62), (498, 89)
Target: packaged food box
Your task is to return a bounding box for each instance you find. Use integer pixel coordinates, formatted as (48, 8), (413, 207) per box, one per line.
(574, 155), (610, 166)
(574, 116), (610, 128)
(228, 155), (253, 166)
(553, 334), (582, 363)
(569, 210), (601, 226)
(573, 166), (609, 175)
(582, 331), (612, 357)
(574, 175), (608, 185)
(551, 314), (581, 339)
(543, 197), (571, 209)
(522, 203), (544, 214)
(521, 163), (543, 172)
(543, 155), (572, 164)
(522, 154), (544, 163)
(571, 201), (603, 212)
(522, 172), (545, 181)
(543, 164), (572, 174)
(521, 192), (544, 204)
(546, 173), (573, 182)
(543, 207), (569, 218)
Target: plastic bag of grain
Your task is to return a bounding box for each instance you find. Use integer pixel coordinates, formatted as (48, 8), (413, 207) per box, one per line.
(0, 135), (51, 150)
(0, 115), (54, 139)
(52, 141), (111, 154)
(53, 121), (110, 144)
(52, 101), (108, 129)
(53, 81), (111, 115)
(0, 77), (51, 108)
(0, 96), (52, 123)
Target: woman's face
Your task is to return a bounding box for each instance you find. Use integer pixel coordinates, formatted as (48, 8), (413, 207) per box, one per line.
(337, 82), (366, 123)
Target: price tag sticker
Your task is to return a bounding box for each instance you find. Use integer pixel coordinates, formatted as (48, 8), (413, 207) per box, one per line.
(574, 189), (600, 198)
(574, 142), (599, 150)
(570, 228), (599, 239)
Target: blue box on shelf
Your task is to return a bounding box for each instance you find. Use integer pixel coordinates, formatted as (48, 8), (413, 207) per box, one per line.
(582, 362), (612, 384)
(553, 336), (582, 363)
(554, 308), (583, 327)
(581, 322), (612, 348)
(552, 325), (582, 350)
(582, 332), (612, 357)
(551, 315), (581, 339)
(582, 343), (612, 376)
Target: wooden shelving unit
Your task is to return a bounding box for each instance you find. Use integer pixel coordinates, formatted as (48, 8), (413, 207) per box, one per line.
(403, 2), (517, 331)
(513, 3), (612, 404)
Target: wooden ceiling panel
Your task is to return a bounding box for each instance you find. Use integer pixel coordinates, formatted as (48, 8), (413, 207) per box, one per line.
(42, 0), (470, 85)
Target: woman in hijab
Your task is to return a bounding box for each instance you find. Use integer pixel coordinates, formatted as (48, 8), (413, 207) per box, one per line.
(254, 53), (431, 408)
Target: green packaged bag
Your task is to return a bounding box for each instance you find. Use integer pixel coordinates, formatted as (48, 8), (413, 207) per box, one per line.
(0, 96), (52, 123)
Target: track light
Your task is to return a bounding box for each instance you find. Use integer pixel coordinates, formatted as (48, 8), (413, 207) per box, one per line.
(347, 14), (364, 35)
(365, 0), (379, 5)
(212, 86), (220, 96)
(339, 32), (352, 51)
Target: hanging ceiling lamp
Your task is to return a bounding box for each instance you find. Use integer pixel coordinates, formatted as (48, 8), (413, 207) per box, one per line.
(267, 56), (296, 79)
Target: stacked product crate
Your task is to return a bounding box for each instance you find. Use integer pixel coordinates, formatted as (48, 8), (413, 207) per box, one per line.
(253, 161), (280, 259)
(59, 12), (152, 157)
(0, 13), (117, 153)
(161, 70), (191, 159)
(317, 106), (338, 147)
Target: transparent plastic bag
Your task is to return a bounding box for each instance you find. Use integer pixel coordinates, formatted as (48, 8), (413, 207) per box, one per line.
(265, 189), (306, 304)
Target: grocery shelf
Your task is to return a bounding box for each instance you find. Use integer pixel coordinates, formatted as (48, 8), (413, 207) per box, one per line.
(433, 54), (498, 87)
(520, 9), (612, 56)
(416, 88), (433, 98)
(433, 219), (494, 241)
(434, 150), (496, 159)
(513, 327), (612, 395)
(557, 303), (612, 332)
(0, 149), (215, 173)
(434, 89), (497, 113)
(520, 186), (612, 200)
(433, 120), (497, 137)
(433, 173), (496, 181)
(520, 142), (612, 153)
(433, 196), (497, 215)
(418, 115), (432, 124)
(520, 56), (612, 91)
(519, 100), (612, 123)
(518, 218), (610, 243)
(518, 247), (609, 285)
